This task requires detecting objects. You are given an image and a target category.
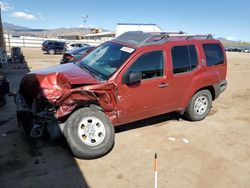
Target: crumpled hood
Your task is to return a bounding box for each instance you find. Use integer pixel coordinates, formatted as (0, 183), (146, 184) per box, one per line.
(20, 63), (99, 105)
(29, 63), (99, 85)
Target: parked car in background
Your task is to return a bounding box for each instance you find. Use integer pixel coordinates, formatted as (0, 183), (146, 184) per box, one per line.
(60, 46), (95, 64)
(226, 47), (242, 52)
(64, 42), (90, 52)
(42, 40), (66, 55)
(243, 48), (250, 53)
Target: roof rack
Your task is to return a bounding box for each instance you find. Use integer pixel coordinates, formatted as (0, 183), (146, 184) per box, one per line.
(113, 31), (213, 47)
(167, 33), (213, 39)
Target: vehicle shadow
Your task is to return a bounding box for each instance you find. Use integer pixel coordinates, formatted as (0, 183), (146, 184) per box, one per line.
(0, 58), (90, 188)
(115, 112), (180, 133)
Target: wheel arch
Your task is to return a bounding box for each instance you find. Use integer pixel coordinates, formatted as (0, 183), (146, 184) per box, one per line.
(195, 85), (215, 100)
(183, 85), (216, 109)
(71, 101), (103, 114)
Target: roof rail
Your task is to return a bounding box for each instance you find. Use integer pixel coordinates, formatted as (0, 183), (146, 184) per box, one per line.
(113, 31), (213, 47)
(137, 31), (185, 46)
(167, 33), (213, 39)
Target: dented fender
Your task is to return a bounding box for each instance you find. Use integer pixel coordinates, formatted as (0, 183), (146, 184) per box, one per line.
(54, 82), (118, 121)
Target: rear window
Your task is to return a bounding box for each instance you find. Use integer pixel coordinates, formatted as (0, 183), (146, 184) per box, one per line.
(203, 44), (224, 66)
(75, 48), (91, 55)
(171, 45), (198, 74)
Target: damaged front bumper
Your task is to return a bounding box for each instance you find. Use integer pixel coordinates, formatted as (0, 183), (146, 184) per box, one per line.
(15, 92), (64, 138)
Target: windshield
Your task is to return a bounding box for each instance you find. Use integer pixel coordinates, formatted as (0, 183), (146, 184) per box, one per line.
(79, 42), (134, 80)
(73, 47), (94, 55)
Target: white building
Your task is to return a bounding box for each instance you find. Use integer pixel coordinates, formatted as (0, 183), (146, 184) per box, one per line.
(115, 23), (163, 37)
(84, 31), (115, 41)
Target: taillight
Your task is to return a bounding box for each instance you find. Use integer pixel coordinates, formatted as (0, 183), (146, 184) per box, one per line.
(65, 55), (75, 60)
(65, 55), (71, 59)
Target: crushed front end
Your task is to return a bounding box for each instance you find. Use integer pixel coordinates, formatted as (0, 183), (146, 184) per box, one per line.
(15, 70), (118, 139)
(15, 72), (72, 138)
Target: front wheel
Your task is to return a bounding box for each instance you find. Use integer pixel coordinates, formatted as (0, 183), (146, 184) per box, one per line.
(64, 107), (115, 159)
(184, 90), (212, 121)
(48, 49), (55, 55)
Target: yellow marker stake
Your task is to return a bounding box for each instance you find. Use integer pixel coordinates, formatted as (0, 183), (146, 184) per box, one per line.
(154, 153), (158, 188)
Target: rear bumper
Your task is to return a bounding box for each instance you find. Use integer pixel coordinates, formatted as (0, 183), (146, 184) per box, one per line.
(41, 47), (47, 51)
(214, 80), (227, 99)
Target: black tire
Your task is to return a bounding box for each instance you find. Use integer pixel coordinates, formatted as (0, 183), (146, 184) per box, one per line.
(64, 107), (115, 159)
(48, 49), (55, 55)
(184, 90), (212, 121)
(16, 112), (33, 138)
(0, 96), (6, 107)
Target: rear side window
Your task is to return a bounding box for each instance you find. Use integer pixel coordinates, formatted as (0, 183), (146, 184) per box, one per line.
(171, 45), (198, 74)
(128, 51), (164, 80)
(203, 44), (224, 66)
(54, 42), (60, 46)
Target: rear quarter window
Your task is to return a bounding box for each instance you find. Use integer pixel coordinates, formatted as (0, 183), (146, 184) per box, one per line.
(171, 45), (198, 74)
(203, 44), (224, 66)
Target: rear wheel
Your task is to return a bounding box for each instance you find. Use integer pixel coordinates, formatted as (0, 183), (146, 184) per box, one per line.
(48, 49), (55, 55)
(184, 90), (212, 121)
(64, 107), (115, 159)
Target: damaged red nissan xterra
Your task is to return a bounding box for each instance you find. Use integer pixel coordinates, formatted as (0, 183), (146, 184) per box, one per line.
(15, 31), (227, 159)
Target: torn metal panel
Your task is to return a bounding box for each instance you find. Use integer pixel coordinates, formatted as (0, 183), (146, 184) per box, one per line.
(55, 82), (118, 119)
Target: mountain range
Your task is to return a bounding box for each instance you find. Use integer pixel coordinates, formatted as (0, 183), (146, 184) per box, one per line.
(2, 22), (249, 45)
(2, 22), (101, 38)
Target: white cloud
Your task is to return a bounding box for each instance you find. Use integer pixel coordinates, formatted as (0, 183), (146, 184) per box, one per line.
(0, 1), (14, 11)
(10, 11), (36, 20)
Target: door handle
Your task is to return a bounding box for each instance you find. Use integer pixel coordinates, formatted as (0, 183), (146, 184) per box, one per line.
(158, 83), (169, 88)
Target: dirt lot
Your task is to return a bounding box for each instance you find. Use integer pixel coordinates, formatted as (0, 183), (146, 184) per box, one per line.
(0, 48), (250, 188)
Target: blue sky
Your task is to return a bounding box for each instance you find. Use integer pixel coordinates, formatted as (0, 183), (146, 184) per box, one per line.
(1, 0), (250, 41)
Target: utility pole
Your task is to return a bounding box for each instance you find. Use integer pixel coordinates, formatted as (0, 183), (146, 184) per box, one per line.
(81, 15), (88, 27)
(0, 5), (6, 51)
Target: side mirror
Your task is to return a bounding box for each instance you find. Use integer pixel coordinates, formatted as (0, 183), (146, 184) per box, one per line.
(124, 71), (142, 85)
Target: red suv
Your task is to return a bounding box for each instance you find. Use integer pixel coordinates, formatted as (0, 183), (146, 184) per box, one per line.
(16, 31), (227, 159)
